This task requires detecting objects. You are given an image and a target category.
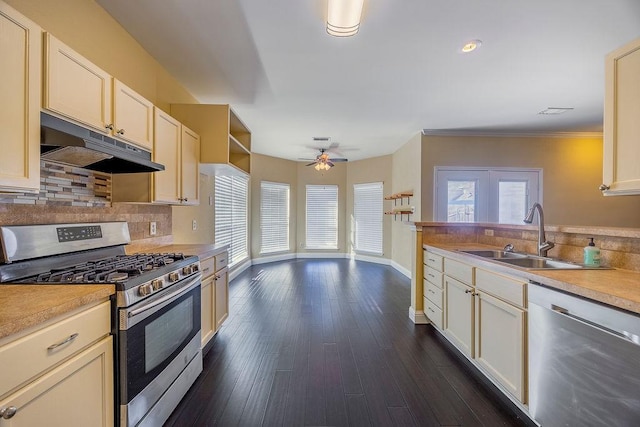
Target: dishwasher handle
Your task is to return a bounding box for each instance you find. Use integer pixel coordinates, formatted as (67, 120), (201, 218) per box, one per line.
(552, 304), (640, 346)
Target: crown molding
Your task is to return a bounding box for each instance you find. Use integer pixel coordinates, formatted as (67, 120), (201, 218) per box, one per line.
(421, 129), (603, 139)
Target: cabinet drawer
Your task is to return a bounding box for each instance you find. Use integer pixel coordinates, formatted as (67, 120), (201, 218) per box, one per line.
(424, 266), (443, 289)
(424, 250), (443, 271)
(475, 269), (526, 308)
(424, 297), (443, 330)
(200, 256), (215, 279)
(215, 252), (228, 271)
(444, 258), (474, 284)
(0, 301), (110, 398)
(424, 279), (444, 309)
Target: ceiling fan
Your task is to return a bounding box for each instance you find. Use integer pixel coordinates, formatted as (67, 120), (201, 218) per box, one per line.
(301, 145), (348, 170)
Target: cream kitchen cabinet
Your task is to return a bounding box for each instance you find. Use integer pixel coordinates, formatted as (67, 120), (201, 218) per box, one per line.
(423, 250), (444, 330)
(0, 301), (113, 426)
(474, 268), (527, 403)
(200, 251), (229, 349)
(602, 37), (640, 196)
(0, 2), (41, 193)
(436, 251), (528, 404)
(112, 108), (200, 205)
(43, 33), (154, 151)
(170, 104), (251, 176)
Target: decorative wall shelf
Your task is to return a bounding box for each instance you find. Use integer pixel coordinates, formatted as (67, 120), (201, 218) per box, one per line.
(384, 191), (414, 220)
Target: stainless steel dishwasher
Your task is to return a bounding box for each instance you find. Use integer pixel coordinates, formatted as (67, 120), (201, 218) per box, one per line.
(528, 282), (640, 426)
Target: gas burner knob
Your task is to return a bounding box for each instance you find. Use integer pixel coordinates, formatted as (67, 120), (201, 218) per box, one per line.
(152, 279), (164, 290)
(168, 272), (180, 282)
(192, 264), (199, 272)
(138, 283), (154, 296)
(182, 266), (192, 275)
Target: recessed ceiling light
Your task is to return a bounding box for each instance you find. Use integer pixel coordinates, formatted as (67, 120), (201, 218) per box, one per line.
(538, 107), (574, 115)
(461, 39), (482, 53)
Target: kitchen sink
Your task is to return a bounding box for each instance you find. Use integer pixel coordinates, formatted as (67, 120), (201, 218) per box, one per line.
(460, 250), (528, 259)
(494, 257), (584, 269)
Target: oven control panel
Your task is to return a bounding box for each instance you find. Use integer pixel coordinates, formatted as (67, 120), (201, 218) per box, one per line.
(57, 225), (103, 242)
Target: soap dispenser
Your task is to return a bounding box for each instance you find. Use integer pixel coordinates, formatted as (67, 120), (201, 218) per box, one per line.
(583, 238), (601, 266)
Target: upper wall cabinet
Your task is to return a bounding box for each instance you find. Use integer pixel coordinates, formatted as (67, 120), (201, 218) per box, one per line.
(602, 37), (640, 196)
(0, 2), (41, 193)
(43, 33), (154, 151)
(170, 104), (251, 176)
(112, 108), (200, 205)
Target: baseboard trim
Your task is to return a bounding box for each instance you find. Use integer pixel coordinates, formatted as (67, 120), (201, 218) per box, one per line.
(252, 253), (297, 265)
(391, 261), (411, 279)
(409, 306), (430, 324)
(296, 252), (349, 259)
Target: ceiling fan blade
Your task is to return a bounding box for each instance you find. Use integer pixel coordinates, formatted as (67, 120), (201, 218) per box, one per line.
(326, 160), (335, 167)
(305, 161), (318, 166)
(329, 158), (348, 162)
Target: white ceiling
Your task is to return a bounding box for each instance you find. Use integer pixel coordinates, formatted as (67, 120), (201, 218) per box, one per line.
(97, 0), (640, 162)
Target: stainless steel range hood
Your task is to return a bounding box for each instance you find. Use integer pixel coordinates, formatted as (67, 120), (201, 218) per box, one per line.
(40, 112), (164, 173)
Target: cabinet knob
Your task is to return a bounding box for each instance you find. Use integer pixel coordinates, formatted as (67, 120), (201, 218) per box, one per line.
(105, 123), (114, 131)
(0, 406), (17, 419)
(598, 184), (610, 191)
(464, 289), (472, 294)
(116, 128), (125, 135)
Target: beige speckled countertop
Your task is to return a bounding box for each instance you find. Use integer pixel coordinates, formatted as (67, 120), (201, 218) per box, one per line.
(0, 284), (115, 340)
(149, 244), (229, 260)
(425, 243), (640, 315)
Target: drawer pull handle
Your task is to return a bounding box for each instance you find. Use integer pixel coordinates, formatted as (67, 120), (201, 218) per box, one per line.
(428, 289), (435, 294)
(203, 267), (211, 273)
(218, 259), (226, 264)
(47, 333), (79, 351)
(464, 289), (473, 294)
(427, 273), (435, 278)
(427, 307), (434, 313)
(0, 406), (17, 419)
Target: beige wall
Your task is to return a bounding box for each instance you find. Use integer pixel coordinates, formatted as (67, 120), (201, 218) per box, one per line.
(250, 154), (298, 259)
(346, 155), (393, 259)
(172, 174), (215, 244)
(391, 133), (422, 272)
(421, 135), (640, 227)
(7, 0), (196, 108)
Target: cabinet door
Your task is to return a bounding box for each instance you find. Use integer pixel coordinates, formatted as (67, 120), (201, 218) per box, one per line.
(180, 125), (200, 205)
(475, 292), (525, 402)
(200, 276), (215, 348)
(153, 108), (181, 204)
(603, 38), (640, 195)
(43, 33), (112, 133)
(214, 267), (229, 331)
(0, 3), (40, 193)
(0, 336), (113, 427)
(112, 79), (154, 150)
(444, 276), (474, 357)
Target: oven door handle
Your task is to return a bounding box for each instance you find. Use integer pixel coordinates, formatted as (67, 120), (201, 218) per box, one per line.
(128, 273), (202, 320)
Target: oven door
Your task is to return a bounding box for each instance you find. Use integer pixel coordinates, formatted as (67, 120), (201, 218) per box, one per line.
(118, 273), (201, 426)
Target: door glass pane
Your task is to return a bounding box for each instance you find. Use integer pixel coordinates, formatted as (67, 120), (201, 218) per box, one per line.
(447, 180), (476, 222)
(498, 180), (527, 224)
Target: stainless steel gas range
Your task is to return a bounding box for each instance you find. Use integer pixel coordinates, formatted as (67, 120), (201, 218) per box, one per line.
(0, 222), (203, 427)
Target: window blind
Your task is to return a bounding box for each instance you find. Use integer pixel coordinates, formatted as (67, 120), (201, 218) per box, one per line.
(215, 174), (249, 267)
(353, 182), (383, 255)
(260, 181), (290, 254)
(306, 185), (338, 250)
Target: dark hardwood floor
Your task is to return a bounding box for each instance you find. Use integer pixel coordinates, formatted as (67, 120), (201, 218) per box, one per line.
(165, 259), (528, 426)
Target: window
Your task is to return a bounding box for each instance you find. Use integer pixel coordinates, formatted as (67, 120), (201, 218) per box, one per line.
(215, 175), (249, 267)
(260, 181), (290, 254)
(435, 168), (541, 224)
(306, 185), (338, 249)
(353, 182), (383, 255)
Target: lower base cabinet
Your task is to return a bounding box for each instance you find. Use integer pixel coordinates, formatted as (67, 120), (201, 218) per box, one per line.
(475, 291), (525, 402)
(0, 336), (113, 426)
(444, 275), (474, 357)
(200, 251), (229, 349)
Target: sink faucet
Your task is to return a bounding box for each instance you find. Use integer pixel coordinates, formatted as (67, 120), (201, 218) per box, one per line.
(523, 202), (554, 257)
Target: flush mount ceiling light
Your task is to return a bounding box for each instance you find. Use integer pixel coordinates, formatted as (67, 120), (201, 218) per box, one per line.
(538, 107), (574, 115)
(461, 39), (482, 53)
(327, 0), (364, 37)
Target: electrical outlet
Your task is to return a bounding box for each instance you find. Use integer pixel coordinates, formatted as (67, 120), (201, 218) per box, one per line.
(192, 219), (197, 231)
(209, 196), (213, 206)
(150, 222), (157, 236)
(484, 229), (494, 236)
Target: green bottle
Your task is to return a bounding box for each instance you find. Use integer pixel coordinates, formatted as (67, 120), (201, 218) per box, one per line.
(583, 238), (601, 267)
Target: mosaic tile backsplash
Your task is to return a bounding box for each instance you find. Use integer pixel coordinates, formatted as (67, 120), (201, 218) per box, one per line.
(0, 161), (171, 244)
